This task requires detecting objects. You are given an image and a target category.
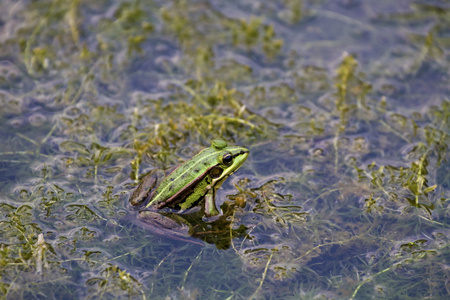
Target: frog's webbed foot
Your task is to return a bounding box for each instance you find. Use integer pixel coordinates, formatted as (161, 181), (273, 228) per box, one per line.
(138, 210), (191, 237)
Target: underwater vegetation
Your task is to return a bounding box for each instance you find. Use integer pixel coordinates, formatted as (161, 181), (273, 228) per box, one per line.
(0, 0), (449, 299)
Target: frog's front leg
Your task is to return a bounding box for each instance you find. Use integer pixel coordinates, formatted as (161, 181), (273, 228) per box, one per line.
(204, 188), (219, 217)
(178, 179), (220, 217)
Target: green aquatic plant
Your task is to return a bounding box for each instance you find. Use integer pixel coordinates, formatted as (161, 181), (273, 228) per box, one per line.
(59, 141), (131, 185)
(85, 264), (144, 299)
(280, 0), (304, 24)
(0, 0), (449, 299)
(159, 0), (283, 80)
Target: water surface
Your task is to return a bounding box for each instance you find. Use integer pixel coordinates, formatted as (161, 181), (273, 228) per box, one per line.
(0, 0), (449, 299)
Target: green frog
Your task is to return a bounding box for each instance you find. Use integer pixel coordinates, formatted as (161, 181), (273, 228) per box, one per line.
(129, 139), (249, 235)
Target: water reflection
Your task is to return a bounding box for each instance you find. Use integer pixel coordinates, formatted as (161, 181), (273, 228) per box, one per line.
(135, 202), (249, 250)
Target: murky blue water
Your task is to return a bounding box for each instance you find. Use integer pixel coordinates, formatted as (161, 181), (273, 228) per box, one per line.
(0, 0), (449, 299)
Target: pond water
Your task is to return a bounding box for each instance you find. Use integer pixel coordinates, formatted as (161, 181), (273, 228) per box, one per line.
(1, 0), (449, 299)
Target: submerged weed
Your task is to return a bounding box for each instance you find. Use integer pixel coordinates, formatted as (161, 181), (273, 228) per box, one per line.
(0, 0), (449, 299)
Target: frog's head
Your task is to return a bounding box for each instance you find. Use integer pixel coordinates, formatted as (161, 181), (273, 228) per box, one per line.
(200, 139), (248, 217)
(210, 139), (249, 181)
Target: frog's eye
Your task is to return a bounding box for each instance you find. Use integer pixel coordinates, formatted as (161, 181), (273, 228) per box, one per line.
(222, 153), (233, 166)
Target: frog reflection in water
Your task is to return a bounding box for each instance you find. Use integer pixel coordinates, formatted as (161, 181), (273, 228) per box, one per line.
(129, 139), (249, 241)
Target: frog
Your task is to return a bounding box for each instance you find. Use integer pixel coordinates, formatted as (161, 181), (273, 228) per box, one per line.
(129, 139), (249, 236)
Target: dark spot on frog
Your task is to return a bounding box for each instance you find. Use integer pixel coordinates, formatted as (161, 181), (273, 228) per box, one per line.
(194, 168), (200, 174)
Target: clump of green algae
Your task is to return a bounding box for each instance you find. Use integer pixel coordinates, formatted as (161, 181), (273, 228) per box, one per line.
(0, 0), (449, 299)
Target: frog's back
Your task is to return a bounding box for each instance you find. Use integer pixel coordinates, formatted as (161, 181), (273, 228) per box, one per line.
(148, 147), (218, 207)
